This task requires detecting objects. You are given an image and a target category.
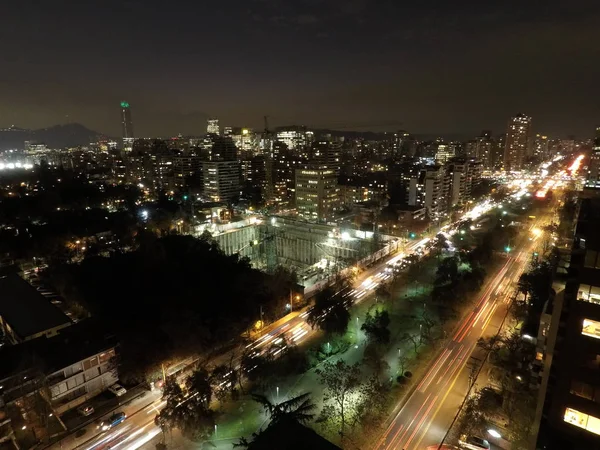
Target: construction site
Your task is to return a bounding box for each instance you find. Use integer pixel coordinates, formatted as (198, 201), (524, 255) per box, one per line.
(195, 215), (399, 295)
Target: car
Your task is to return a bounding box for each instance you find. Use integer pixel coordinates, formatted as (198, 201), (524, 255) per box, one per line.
(98, 412), (126, 431)
(458, 435), (491, 450)
(77, 405), (95, 416)
(108, 383), (127, 397)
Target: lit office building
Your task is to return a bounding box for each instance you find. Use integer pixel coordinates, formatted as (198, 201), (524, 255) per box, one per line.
(435, 142), (454, 164)
(276, 127), (314, 154)
(207, 118), (220, 135)
(295, 166), (339, 223)
(201, 160), (241, 202)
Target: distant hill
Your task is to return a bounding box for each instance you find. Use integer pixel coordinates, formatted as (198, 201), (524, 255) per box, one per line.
(0, 123), (107, 151)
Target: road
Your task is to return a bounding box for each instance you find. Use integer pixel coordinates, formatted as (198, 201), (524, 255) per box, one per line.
(52, 199), (500, 450)
(374, 213), (551, 450)
(51, 234), (432, 450)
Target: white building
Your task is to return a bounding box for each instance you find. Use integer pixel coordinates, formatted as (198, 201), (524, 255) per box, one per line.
(207, 118), (220, 135)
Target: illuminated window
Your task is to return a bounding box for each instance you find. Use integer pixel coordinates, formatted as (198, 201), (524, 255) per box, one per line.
(578, 284), (600, 305)
(583, 319), (600, 339)
(565, 408), (600, 435)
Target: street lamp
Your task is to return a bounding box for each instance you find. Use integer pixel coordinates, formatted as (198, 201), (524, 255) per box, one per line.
(487, 429), (502, 439)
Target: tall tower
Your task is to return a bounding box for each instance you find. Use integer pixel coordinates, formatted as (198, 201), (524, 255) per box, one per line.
(120, 101), (134, 151)
(121, 101), (133, 139)
(503, 113), (531, 171)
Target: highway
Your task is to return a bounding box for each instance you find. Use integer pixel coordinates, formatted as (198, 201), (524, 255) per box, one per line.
(374, 213), (551, 450)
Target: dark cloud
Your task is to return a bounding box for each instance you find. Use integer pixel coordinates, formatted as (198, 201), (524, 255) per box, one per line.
(296, 14), (318, 25)
(0, 0), (599, 137)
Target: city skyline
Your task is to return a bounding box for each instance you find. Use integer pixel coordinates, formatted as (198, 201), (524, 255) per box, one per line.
(1, 1), (599, 137)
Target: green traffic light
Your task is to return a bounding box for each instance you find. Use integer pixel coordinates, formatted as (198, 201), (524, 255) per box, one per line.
(505, 246), (511, 252)
(183, 195), (188, 200)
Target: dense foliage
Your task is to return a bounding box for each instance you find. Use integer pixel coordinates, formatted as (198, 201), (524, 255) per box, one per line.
(48, 234), (294, 382)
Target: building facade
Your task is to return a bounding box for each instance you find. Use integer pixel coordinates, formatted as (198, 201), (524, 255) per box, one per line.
(295, 166), (339, 223)
(503, 113), (532, 171)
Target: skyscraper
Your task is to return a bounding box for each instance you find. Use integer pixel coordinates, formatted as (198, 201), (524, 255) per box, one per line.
(503, 113), (532, 171)
(121, 101), (133, 138)
(207, 118), (220, 135)
(295, 166), (339, 223)
(533, 134), (550, 160)
(585, 127), (600, 190)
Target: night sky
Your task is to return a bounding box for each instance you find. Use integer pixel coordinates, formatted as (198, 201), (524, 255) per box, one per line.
(1, 0), (599, 138)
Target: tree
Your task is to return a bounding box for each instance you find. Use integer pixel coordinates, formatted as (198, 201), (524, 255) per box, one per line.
(361, 309), (391, 345)
(435, 256), (459, 286)
(375, 284), (390, 303)
(155, 377), (187, 439)
(517, 272), (532, 303)
(402, 333), (422, 354)
(211, 362), (239, 401)
(252, 392), (316, 425)
(155, 376), (216, 443)
(397, 351), (409, 377)
(316, 360), (363, 439)
(234, 393), (317, 449)
(418, 311), (437, 342)
(362, 343), (390, 379)
(432, 235), (450, 258)
(306, 288), (350, 335)
(186, 368), (212, 410)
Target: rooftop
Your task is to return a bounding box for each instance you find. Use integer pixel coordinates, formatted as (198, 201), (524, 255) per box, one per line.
(0, 274), (71, 341)
(0, 318), (118, 381)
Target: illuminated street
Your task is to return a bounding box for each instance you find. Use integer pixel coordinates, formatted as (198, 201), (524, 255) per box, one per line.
(374, 213), (553, 450)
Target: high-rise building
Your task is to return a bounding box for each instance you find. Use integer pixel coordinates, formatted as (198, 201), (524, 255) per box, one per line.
(209, 136), (237, 161)
(473, 131), (493, 169)
(121, 101), (134, 139)
(503, 113), (532, 171)
(311, 140), (341, 174)
(585, 127), (600, 190)
(231, 128), (257, 153)
(207, 118), (220, 135)
(533, 134), (550, 160)
(120, 101), (134, 151)
(533, 198), (600, 449)
(435, 141), (454, 164)
(201, 160), (241, 202)
(407, 165), (447, 220)
(276, 127), (314, 159)
(445, 158), (483, 206)
(295, 166), (339, 223)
